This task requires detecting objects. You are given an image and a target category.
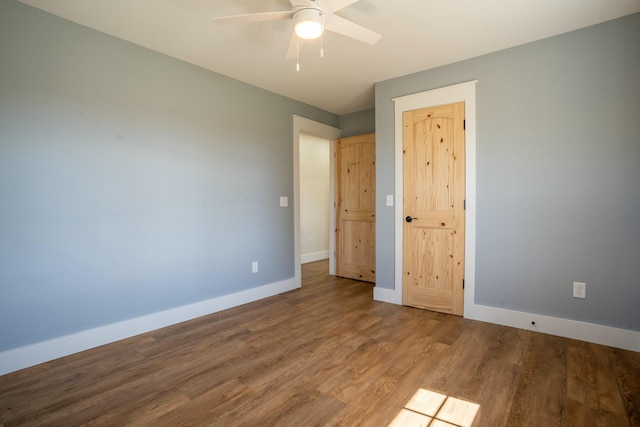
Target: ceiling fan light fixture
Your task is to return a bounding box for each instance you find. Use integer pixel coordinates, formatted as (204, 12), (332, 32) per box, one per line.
(293, 8), (324, 39)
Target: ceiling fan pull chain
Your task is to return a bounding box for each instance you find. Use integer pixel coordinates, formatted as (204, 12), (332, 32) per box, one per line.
(320, 33), (324, 58)
(296, 37), (300, 71)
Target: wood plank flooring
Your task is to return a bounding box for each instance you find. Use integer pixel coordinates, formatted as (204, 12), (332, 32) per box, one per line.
(1, 259), (639, 426)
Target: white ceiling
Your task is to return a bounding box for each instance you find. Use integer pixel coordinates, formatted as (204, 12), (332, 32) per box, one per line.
(18, 0), (640, 115)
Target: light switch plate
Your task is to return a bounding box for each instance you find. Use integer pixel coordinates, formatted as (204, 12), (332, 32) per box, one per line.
(386, 195), (393, 206)
(280, 196), (288, 207)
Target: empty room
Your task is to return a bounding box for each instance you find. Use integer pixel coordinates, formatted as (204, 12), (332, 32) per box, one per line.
(1, 0), (639, 425)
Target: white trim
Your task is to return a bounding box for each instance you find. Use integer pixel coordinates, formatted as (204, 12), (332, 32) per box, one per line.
(301, 250), (330, 264)
(373, 286), (402, 305)
(328, 139), (337, 275)
(377, 80), (640, 352)
(0, 278), (297, 376)
(466, 304), (640, 353)
(384, 80), (478, 312)
(293, 115), (341, 284)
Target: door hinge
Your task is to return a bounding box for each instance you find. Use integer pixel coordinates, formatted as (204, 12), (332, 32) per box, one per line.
(463, 279), (465, 289)
(463, 119), (466, 130)
(464, 199), (466, 210)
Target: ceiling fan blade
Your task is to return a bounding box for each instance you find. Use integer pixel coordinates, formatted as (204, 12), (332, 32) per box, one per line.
(212, 11), (293, 25)
(325, 14), (381, 44)
(285, 33), (303, 61)
(323, 0), (359, 13)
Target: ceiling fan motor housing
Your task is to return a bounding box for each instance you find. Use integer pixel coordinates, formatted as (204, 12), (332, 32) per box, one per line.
(293, 7), (325, 39)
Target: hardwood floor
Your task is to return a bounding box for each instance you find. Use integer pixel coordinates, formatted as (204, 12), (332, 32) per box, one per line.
(1, 259), (639, 426)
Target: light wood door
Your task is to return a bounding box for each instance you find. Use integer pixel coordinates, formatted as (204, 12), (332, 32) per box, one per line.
(336, 133), (376, 283)
(403, 103), (465, 315)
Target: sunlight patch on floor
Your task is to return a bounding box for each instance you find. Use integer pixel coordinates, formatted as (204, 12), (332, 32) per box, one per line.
(388, 388), (480, 427)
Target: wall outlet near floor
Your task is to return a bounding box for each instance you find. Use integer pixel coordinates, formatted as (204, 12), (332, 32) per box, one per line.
(573, 282), (586, 299)
(252, 261), (259, 274)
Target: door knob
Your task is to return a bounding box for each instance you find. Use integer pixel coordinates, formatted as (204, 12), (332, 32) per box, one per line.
(405, 216), (417, 223)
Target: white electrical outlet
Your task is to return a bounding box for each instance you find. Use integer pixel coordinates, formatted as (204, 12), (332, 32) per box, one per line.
(252, 261), (259, 274)
(573, 282), (586, 299)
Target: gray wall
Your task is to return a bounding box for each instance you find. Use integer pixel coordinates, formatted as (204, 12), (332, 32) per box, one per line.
(0, 1), (338, 352)
(339, 108), (375, 137)
(375, 13), (640, 331)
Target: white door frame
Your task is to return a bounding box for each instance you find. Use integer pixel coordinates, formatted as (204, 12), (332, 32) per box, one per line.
(293, 115), (341, 286)
(380, 81), (477, 314)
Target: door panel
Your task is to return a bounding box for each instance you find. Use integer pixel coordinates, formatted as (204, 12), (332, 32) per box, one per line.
(403, 103), (465, 315)
(336, 133), (376, 283)
(406, 228), (455, 312)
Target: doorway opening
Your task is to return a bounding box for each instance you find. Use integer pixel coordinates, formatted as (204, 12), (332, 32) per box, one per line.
(292, 116), (340, 287)
(299, 133), (332, 266)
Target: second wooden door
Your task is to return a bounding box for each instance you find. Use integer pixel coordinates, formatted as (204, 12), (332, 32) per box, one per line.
(336, 133), (376, 283)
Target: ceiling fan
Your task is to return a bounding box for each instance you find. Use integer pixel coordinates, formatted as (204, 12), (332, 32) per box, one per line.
(212, 0), (381, 66)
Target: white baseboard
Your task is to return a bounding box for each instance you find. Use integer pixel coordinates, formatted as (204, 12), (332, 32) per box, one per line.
(373, 287), (640, 353)
(465, 303), (640, 353)
(373, 286), (402, 305)
(301, 251), (329, 264)
(3, 280), (636, 377)
(0, 278), (298, 376)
